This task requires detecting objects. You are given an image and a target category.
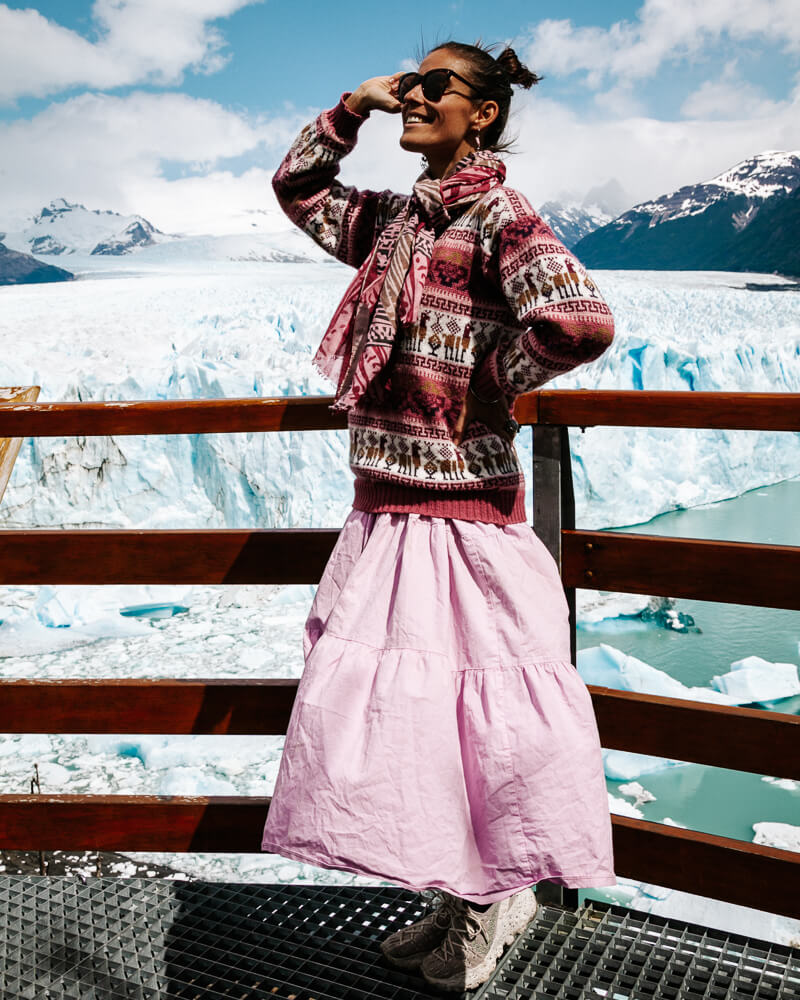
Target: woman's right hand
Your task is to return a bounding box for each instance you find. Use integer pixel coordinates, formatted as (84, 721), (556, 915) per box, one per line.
(345, 74), (403, 116)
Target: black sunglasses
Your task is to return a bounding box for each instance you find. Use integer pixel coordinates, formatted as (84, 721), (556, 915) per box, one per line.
(396, 68), (484, 103)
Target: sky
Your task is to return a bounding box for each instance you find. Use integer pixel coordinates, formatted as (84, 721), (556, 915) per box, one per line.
(0, 0), (799, 234)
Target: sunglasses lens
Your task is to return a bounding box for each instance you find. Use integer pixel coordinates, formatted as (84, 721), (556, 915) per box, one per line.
(397, 73), (420, 101)
(422, 70), (449, 101)
(399, 69), (451, 103)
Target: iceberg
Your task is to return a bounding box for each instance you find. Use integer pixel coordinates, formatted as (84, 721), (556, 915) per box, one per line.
(762, 775), (799, 792)
(608, 793), (644, 817)
(711, 655), (800, 703)
(753, 821), (800, 853)
(618, 780), (657, 807)
(577, 643), (741, 704)
(602, 749), (690, 781)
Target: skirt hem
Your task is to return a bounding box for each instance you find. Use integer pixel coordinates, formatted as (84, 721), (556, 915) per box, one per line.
(260, 839), (618, 904)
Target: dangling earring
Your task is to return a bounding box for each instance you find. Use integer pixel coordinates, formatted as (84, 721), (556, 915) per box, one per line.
(420, 154), (428, 168)
(473, 130), (482, 150)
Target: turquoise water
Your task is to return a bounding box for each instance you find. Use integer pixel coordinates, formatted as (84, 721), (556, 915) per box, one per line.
(578, 477), (800, 704)
(576, 478), (800, 906)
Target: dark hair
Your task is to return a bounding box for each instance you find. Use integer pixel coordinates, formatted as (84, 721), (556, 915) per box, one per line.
(427, 40), (542, 153)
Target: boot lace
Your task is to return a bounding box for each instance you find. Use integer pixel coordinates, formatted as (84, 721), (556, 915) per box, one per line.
(436, 904), (489, 962)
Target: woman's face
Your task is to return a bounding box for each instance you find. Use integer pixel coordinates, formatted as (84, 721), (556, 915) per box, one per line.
(398, 49), (484, 160)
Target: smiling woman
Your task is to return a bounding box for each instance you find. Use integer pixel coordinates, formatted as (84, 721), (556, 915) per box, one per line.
(260, 39), (616, 993)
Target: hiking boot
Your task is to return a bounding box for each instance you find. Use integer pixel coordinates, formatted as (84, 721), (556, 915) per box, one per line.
(420, 888), (538, 991)
(379, 891), (464, 970)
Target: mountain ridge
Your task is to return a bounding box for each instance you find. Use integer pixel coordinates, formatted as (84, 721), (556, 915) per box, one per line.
(574, 150), (800, 276)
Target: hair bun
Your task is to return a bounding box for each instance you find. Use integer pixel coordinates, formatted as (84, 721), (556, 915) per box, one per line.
(496, 47), (541, 89)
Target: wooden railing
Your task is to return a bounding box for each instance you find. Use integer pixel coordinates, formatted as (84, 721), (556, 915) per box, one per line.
(0, 389), (798, 919)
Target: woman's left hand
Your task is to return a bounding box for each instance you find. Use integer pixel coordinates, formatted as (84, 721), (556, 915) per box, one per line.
(452, 387), (518, 447)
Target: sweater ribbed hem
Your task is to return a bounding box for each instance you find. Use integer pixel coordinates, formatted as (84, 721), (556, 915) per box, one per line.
(353, 478), (527, 525)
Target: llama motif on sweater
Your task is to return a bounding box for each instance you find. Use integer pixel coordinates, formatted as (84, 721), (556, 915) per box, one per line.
(272, 96), (615, 523)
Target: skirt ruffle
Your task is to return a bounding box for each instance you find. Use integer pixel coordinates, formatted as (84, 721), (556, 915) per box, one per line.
(261, 509), (616, 903)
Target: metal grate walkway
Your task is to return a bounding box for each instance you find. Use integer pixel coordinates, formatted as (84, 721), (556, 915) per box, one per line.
(0, 877), (797, 999)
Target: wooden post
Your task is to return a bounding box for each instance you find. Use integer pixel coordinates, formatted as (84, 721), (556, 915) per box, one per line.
(0, 387), (40, 506)
(532, 424), (579, 909)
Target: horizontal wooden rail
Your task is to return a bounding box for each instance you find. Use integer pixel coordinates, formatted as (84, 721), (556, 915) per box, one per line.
(2, 530), (798, 610)
(530, 389), (800, 430)
(0, 529), (339, 585)
(610, 815), (800, 921)
(1, 390), (799, 436)
(563, 531), (800, 609)
(0, 796), (796, 918)
(0, 795), (269, 853)
(0, 679), (299, 736)
(0, 680), (796, 781)
(591, 686), (800, 779)
(0, 396), (348, 437)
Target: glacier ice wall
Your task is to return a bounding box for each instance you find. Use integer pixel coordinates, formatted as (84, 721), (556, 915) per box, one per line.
(0, 263), (799, 532)
(562, 270), (800, 527)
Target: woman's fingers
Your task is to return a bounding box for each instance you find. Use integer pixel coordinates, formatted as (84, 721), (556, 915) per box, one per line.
(346, 75), (403, 115)
(382, 74), (403, 113)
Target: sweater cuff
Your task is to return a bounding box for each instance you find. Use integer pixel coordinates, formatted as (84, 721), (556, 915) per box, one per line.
(325, 93), (369, 141)
(471, 349), (507, 402)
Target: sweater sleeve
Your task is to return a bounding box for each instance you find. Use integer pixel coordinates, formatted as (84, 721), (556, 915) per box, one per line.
(471, 196), (615, 400)
(271, 95), (409, 269)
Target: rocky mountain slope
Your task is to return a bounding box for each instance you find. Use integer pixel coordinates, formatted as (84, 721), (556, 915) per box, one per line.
(573, 151), (800, 275)
(0, 242), (74, 285)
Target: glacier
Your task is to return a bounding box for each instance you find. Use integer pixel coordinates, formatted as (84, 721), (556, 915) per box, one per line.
(1, 261), (799, 535)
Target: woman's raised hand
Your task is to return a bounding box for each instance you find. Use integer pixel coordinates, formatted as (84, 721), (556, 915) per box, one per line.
(345, 74), (403, 116)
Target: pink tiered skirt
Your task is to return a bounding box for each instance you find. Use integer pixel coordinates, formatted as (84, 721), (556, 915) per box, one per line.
(261, 509), (616, 903)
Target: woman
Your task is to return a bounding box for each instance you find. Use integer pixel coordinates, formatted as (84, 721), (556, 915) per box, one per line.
(261, 41), (617, 992)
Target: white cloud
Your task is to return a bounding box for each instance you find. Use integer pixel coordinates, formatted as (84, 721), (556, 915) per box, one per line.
(494, 87), (800, 210)
(681, 60), (789, 120)
(0, 91), (309, 230)
(0, 0), (261, 103)
(526, 0), (800, 88)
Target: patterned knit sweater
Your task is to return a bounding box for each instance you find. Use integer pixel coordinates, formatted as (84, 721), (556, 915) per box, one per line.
(273, 97), (615, 524)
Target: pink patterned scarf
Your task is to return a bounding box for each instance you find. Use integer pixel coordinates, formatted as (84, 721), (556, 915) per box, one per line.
(314, 150), (507, 411)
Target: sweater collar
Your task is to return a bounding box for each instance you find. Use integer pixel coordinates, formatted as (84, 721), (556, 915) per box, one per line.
(412, 149), (506, 232)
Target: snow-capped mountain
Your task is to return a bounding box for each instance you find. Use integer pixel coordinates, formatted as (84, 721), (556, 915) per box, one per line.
(91, 220), (160, 256)
(0, 199), (322, 266)
(0, 198), (168, 257)
(538, 201), (614, 250)
(538, 179), (629, 249)
(633, 151), (800, 225)
(573, 151), (800, 275)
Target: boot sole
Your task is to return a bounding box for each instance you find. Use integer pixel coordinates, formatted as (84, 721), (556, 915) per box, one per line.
(421, 891), (538, 991)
